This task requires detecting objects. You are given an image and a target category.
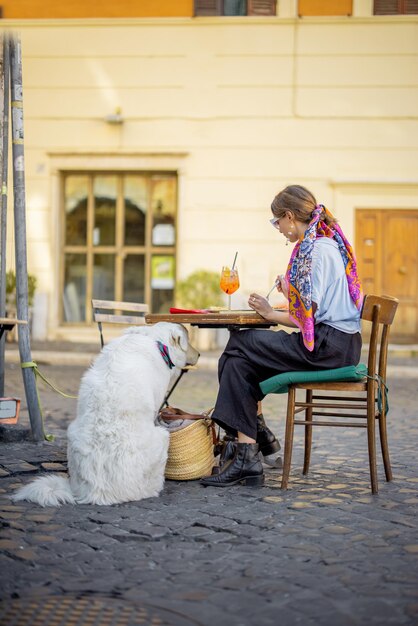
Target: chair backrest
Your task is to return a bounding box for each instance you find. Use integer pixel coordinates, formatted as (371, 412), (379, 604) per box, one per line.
(360, 294), (399, 382)
(91, 299), (149, 347)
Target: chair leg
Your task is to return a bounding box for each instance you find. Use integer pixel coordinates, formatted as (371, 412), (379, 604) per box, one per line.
(281, 387), (296, 490)
(367, 394), (378, 494)
(378, 410), (393, 482)
(303, 389), (313, 475)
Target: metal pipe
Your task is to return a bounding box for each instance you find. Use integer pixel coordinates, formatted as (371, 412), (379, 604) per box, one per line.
(10, 33), (44, 440)
(0, 33), (10, 396)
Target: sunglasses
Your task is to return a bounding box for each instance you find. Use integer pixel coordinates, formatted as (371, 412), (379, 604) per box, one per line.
(269, 217), (282, 229)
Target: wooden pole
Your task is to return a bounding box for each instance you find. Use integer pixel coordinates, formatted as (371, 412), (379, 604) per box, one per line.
(10, 33), (44, 440)
(0, 33), (9, 397)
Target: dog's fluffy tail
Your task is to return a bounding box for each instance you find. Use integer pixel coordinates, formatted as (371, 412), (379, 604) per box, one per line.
(11, 474), (75, 507)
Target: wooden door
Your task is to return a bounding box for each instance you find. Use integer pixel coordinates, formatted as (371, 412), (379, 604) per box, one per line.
(355, 209), (418, 343)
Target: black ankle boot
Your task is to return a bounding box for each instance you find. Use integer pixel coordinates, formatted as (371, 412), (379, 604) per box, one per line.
(211, 438), (237, 475)
(257, 413), (281, 457)
(201, 443), (264, 487)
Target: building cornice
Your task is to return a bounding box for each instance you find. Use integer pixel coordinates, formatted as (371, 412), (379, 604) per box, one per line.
(1, 16), (417, 28)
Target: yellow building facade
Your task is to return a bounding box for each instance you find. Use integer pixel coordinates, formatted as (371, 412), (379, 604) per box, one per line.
(2, 1), (418, 342)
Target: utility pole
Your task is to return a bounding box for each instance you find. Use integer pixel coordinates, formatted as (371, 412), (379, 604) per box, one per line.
(0, 33), (8, 397)
(10, 33), (44, 440)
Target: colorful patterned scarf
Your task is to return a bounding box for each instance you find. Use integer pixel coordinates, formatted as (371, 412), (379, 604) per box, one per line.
(285, 205), (363, 352)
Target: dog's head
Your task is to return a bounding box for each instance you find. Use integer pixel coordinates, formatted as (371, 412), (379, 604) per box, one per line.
(169, 323), (200, 367)
(128, 322), (199, 368)
(161, 323), (200, 368)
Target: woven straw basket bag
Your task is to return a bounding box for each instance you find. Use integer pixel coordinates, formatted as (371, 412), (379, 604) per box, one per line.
(161, 408), (215, 481)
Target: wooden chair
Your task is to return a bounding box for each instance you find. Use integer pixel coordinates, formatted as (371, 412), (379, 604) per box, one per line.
(91, 299), (149, 348)
(260, 294), (399, 494)
(91, 299), (194, 409)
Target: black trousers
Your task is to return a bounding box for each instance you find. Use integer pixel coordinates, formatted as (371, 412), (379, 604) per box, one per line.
(212, 324), (362, 439)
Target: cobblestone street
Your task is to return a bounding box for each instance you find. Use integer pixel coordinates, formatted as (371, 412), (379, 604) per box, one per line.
(1, 347), (418, 626)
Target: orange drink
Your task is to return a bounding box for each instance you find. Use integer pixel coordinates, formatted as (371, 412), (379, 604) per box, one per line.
(220, 266), (240, 308)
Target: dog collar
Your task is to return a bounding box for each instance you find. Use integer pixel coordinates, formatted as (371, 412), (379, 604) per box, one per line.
(157, 341), (175, 369)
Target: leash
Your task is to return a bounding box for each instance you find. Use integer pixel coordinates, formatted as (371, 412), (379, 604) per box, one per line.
(364, 371), (389, 414)
(21, 361), (78, 441)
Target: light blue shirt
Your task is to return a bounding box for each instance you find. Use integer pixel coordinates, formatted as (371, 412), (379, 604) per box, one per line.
(311, 238), (361, 334)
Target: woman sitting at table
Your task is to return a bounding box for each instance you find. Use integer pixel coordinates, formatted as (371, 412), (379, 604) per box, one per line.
(201, 184), (363, 488)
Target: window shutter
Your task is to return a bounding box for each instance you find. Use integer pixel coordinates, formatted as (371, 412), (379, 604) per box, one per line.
(194, 0), (223, 15)
(298, 0), (352, 16)
(374, 0), (399, 13)
(405, 0), (418, 13)
(374, 0), (418, 12)
(248, 0), (276, 15)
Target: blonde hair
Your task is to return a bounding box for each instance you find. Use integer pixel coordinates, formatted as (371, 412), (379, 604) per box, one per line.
(271, 185), (336, 227)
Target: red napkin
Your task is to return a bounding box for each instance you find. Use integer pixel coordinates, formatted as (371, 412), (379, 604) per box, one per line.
(169, 307), (210, 314)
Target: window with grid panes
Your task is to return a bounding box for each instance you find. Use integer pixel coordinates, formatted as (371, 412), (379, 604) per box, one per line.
(62, 172), (177, 323)
(374, 0), (418, 13)
(194, 0), (276, 16)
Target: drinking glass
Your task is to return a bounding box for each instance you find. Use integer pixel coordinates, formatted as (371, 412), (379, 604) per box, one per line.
(220, 266), (240, 310)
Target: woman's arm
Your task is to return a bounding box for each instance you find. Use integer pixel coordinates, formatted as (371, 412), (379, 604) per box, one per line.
(248, 294), (297, 328)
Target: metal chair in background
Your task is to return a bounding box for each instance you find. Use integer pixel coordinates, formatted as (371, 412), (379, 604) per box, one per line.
(91, 299), (195, 409)
(91, 299), (149, 348)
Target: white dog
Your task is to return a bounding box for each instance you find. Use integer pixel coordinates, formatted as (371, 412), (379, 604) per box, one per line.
(12, 323), (199, 506)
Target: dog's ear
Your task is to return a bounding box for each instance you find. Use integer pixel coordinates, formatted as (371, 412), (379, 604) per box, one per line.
(170, 324), (188, 352)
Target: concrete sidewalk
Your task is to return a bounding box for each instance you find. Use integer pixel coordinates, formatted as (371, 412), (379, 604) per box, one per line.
(1, 352), (418, 625)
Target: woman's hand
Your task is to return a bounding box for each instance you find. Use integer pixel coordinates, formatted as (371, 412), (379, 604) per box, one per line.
(275, 274), (288, 300)
(248, 291), (297, 328)
(248, 293), (276, 321)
